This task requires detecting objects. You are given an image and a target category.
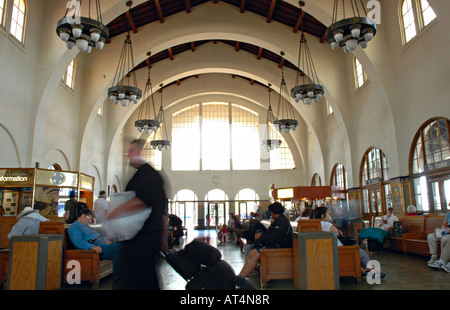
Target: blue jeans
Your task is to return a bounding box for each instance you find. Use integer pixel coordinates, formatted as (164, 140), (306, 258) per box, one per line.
(94, 241), (121, 280)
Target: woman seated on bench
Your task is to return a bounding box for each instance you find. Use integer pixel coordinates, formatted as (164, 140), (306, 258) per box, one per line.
(313, 205), (386, 279)
(238, 202), (293, 277)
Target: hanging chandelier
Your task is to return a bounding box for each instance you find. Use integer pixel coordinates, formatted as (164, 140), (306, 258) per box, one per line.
(326, 0), (377, 52)
(275, 63), (298, 133)
(56, 0), (109, 53)
(150, 84), (171, 151)
(135, 61), (160, 134)
(107, 1), (141, 107)
(291, 2), (324, 105)
(262, 84), (282, 151)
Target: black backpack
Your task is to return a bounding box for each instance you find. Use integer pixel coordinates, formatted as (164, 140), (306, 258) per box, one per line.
(66, 201), (89, 224)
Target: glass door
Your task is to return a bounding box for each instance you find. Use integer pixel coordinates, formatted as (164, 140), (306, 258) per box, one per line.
(368, 187), (384, 215)
(428, 175), (450, 211)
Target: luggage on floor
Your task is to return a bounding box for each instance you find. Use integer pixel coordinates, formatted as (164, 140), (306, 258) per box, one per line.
(164, 240), (256, 290)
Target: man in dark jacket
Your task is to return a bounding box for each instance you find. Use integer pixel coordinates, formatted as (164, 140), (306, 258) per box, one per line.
(238, 202), (293, 277)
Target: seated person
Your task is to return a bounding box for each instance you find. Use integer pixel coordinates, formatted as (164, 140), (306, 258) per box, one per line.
(427, 211), (450, 271)
(168, 214), (184, 245)
(8, 206), (49, 239)
(379, 207), (399, 231)
(239, 202), (293, 277)
(313, 205), (385, 279)
(67, 208), (120, 280)
(406, 205), (418, 216)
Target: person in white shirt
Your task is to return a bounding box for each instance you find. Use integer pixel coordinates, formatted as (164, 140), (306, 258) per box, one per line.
(313, 205), (386, 279)
(94, 190), (109, 223)
(379, 207), (398, 231)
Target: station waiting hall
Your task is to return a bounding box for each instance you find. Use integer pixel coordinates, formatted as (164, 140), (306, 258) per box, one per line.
(0, 0), (449, 293)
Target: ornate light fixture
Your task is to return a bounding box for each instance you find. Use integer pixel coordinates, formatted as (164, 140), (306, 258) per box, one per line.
(326, 0), (377, 52)
(275, 63), (298, 133)
(56, 0), (109, 53)
(107, 1), (141, 107)
(262, 84), (282, 151)
(135, 59), (160, 134)
(150, 84), (171, 151)
(291, 2), (324, 105)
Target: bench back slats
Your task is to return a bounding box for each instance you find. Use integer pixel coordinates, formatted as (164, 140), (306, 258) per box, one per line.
(424, 216), (445, 236)
(398, 216), (425, 233)
(296, 219), (322, 232)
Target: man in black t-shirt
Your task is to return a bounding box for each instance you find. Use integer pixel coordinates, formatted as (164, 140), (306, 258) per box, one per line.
(108, 139), (169, 290)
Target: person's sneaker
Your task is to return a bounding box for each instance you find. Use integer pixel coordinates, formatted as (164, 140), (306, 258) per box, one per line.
(427, 255), (438, 264)
(441, 262), (450, 273)
(428, 259), (445, 269)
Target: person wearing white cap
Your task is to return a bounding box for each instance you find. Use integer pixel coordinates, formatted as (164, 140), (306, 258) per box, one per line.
(7, 206), (49, 239)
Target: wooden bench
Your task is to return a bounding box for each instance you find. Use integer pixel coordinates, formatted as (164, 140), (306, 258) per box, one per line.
(40, 221), (113, 288)
(259, 219), (362, 287)
(402, 214), (445, 257)
(384, 215), (425, 253)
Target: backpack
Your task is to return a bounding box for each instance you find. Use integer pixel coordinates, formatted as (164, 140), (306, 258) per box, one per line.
(66, 201), (89, 224)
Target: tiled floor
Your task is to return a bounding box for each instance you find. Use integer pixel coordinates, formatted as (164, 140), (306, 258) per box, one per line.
(66, 229), (450, 291)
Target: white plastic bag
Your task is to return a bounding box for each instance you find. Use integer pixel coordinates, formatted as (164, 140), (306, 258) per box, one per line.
(103, 191), (152, 241)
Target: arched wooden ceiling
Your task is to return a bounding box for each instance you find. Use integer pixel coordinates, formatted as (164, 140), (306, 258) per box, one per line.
(105, 0), (328, 87)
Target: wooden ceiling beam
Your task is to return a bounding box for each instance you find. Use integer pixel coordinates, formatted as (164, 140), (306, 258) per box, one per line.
(185, 0), (191, 13)
(155, 0), (165, 23)
(125, 11), (138, 33)
(293, 9), (306, 33)
(320, 31), (327, 43)
(267, 0), (277, 23)
(257, 47), (263, 60)
(240, 0), (245, 13)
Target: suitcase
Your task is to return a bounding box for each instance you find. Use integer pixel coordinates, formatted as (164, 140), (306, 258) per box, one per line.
(184, 239), (222, 266)
(186, 260), (236, 290)
(164, 240), (257, 290)
(165, 249), (201, 280)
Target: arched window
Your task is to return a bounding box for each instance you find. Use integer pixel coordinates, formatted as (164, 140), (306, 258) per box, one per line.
(171, 102), (294, 171)
(172, 189), (198, 229)
(400, 0), (417, 44)
(399, 0), (436, 45)
(353, 58), (368, 89)
(410, 118), (450, 213)
(311, 173), (321, 186)
(62, 59), (76, 90)
(418, 0), (436, 27)
(10, 0), (26, 43)
(0, 0), (5, 26)
(330, 163), (348, 211)
(360, 148), (392, 218)
(235, 188), (259, 219)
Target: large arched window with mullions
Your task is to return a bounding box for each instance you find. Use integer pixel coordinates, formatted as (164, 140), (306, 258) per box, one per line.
(330, 163), (348, 211)
(410, 117), (450, 213)
(360, 148), (392, 219)
(171, 102), (295, 171)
